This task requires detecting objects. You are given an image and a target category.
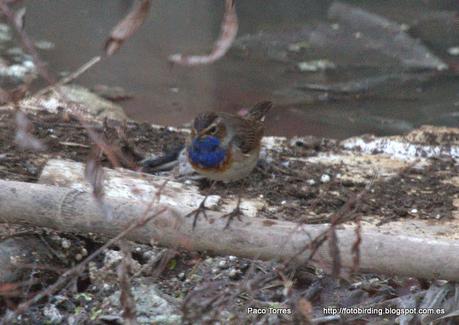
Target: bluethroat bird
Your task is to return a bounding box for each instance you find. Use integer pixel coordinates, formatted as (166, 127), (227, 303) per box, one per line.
(142, 101), (272, 228)
(185, 101), (272, 228)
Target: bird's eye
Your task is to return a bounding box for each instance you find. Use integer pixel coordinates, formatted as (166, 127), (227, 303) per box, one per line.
(208, 126), (217, 134)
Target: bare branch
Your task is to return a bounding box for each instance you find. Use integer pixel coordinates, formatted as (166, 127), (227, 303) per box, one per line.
(169, 0), (238, 66)
(104, 0), (151, 56)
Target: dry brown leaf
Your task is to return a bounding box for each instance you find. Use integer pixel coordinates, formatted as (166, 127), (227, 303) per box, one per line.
(14, 7), (26, 30)
(104, 0), (151, 56)
(328, 226), (341, 278)
(85, 146), (105, 199)
(169, 0), (238, 66)
(296, 298), (313, 324)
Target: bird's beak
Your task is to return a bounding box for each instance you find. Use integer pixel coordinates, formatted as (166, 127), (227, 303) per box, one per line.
(197, 130), (207, 139)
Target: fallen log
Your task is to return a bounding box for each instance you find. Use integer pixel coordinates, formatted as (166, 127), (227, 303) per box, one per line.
(1, 164), (459, 280)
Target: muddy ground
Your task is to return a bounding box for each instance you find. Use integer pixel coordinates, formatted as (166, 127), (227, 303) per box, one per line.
(0, 110), (458, 324)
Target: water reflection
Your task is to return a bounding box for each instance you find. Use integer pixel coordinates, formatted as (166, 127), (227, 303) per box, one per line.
(23, 0), (459, 138)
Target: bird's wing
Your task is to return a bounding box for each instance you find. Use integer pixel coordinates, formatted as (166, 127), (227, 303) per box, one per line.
(221, 116), (264, 154)
(217, 101), (271, 153)
(245, 101), (272, 122)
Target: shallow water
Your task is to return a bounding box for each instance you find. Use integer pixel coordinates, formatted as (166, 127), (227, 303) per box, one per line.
(23, 0), (459, 139)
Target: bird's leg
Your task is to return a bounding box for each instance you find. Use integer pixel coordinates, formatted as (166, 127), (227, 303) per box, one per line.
(185, 181), (216, 229)
(222, 182), (245, 229)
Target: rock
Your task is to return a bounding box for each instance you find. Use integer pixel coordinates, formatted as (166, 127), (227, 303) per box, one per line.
(43, 304), (63, 324)
(228, 268), (241, 280)
(297, 59), (336, 72)
(21, 84), (127, 121)
(103, 249), (123, 267)
(60, 85), (127, 121)
(61, 238), (71, 249)
(218, 260), (228, 269)
(448, 46), (459, 56)
(104, 283), (181, 324)
(0, 23), (11, 42)
(320, 174), (331, 183)
(341, 125), (459, 159)
(0, 60), (35, 81)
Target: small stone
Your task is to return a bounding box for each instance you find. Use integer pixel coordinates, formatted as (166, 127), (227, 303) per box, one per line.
(400, 23), (410, 31)
(281, 161), (290, 167)
(410, 208), (418, 214)
(35, 40), (55, 50)
(218, 260), (228, 269)
(104, 250), (123, 267)
(75, 254), (83, 261)
(228, 268), (240, 280)
(320, 174), (331, 183)
(228, 255), (237, 262)
(43, 304), (62, 323)
(297, 59), (336, 72)
(23, 162), (39, 175)
(287, 41), (310, 52)
(307, 179), (316, 185)
(448, 46), (459, 56)
(177, 272), (186, 280)
(61, 239), (71, 249)
(281, 200), (287, 205)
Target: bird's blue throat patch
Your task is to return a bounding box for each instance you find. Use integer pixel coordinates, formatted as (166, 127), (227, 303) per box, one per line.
(187, 136), (227, 168)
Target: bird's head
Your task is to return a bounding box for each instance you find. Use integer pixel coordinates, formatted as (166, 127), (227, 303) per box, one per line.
(191, 112), (227, 142)
(187, 112), (229, 168)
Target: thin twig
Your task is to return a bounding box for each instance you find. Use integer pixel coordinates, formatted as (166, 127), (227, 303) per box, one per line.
(34, 56), (101, 97)
(118, 241), (138, 325)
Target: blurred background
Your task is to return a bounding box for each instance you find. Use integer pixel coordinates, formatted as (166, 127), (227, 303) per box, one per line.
(18, 0), (459, 138)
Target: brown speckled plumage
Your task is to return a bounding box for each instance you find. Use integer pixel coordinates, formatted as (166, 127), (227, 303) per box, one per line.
(187, 101), (272, 182)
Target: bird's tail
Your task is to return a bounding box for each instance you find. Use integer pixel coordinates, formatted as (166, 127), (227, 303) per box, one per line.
(246, 101), (272, 122)
(141, 144), (184, 173)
